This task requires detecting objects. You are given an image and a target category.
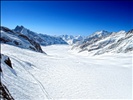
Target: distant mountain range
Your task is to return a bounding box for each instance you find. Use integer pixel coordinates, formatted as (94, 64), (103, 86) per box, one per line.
(72, 30), (133, 55)
(0, 25), (68, 54)
(1, 25), (133, 55)
(14, 25), (67, 46)
(59, 35), (85, 45)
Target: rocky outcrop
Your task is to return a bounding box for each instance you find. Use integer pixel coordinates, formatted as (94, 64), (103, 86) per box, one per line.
(0, 54), (14, 100)
(0, 54), (13, 71)
(4, 57), (12, 69)
(0, 82), (14, 100)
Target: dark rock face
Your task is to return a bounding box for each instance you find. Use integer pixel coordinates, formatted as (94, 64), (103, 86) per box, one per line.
(4, 57), (12, 69)
(0, 54), (13, 72)
(0, 54), (1, 72)
(0, 67), (2, 72)
(1, 26), (14, 33)
(18, 34), (44, 53)
(28, 38), (44, 53)
(0, 82), (14, 100)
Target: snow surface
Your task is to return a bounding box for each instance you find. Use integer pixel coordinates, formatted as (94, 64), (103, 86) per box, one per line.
(1, 44), (132, 99)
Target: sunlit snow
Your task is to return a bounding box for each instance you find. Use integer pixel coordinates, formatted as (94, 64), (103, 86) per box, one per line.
(1, 44), (132, 99)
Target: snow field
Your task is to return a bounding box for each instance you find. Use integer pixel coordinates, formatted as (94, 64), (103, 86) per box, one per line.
(1, 44), (132, 99)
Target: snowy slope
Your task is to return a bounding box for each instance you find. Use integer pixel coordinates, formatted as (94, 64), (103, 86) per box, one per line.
(72, 29), (133, 55)
(1, 44), (132, 99)
(0, 54), (14, 100)
(1, 51), (48, 100)
(14, 25), (67, 46)
(0, 26), (44, 53)
(95, 30), (133, 55)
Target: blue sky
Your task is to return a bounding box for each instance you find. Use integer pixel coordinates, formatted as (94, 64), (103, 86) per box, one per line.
(1, 1), (132, 36)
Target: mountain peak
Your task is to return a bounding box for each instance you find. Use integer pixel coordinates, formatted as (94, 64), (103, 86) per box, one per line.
(14, 25), (25, 33)
(15, 25), (24, 29)
(89, 30), (111, 38)
(20, 25), (24, 29)
(117, 30), (126, 33)
(96, 30), (109, 34)
(98, 30), (108, 33)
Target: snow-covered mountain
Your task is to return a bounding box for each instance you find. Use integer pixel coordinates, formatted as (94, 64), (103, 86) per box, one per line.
(72, 30), (133, 55)
(60, 35), (84, 45)
(81, 30), (112, 47)
(14, 25), (67, 46)
(0, 26), (45, 53)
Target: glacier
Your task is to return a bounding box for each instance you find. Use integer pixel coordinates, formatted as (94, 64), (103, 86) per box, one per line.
(1, 44), (132, 99)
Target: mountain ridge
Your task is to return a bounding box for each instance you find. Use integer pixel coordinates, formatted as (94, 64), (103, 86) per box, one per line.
(72, 29), (133, 55)
(0, 26), (45, 53)
(14, 25), (68, 46)
(1, 25), (132, 55)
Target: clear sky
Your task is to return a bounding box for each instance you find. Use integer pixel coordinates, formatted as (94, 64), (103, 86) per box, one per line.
(1, 1), (133, 36)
